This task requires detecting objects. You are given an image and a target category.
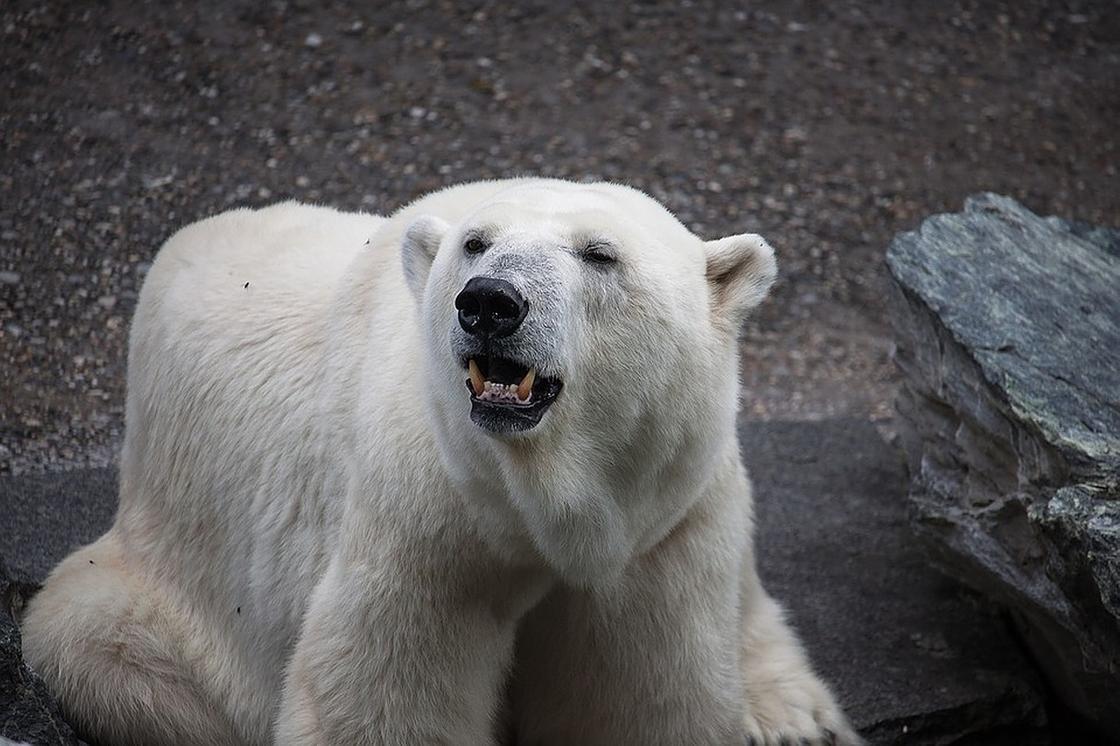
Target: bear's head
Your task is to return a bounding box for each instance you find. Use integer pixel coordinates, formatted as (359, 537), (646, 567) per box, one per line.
(401, 180), (776, 582)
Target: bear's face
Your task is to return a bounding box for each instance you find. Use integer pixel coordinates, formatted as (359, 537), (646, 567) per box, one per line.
(404, 182), (775, 438)
(401, 181), (776, 580)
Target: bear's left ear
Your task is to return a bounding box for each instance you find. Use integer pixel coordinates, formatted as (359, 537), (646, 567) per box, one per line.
(401, 215), (450, 301)
(703, 233), (778, 328)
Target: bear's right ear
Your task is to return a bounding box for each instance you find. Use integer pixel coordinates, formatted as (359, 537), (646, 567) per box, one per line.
(401, 215), (449, 300)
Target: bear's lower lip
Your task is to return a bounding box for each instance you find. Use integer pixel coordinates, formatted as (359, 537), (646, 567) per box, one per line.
(468, 394), (559, 434)
(460, 354), (563, 434)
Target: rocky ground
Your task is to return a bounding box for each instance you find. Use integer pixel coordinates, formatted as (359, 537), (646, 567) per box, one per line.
(1, 0), (1118, 472)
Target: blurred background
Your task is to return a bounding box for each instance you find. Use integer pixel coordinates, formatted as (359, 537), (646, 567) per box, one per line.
(1, 0), (1118, 474)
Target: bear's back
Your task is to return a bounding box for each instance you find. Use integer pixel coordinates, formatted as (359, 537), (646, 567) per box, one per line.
(112, 202), (391, 696)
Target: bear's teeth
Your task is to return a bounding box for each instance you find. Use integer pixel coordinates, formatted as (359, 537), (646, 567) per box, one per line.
(468, 359), (485, 396)
(471, 364), (536, 404)
(516, 368), (536, 401)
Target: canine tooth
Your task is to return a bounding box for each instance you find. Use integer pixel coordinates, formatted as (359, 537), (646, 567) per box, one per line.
(516, 368), (536, 401)
(468, 359), (485, 396)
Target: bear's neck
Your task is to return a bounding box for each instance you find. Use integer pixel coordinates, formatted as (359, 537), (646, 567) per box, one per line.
(452, 416), (739, 587)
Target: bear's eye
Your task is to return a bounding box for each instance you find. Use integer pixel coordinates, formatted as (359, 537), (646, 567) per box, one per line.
(464, 237), (488, 255)
(581, 242), (617, 266)
(464, 237), (489, 255)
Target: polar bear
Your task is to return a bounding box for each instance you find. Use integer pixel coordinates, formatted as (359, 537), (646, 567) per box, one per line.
(22, 179), (859, 746)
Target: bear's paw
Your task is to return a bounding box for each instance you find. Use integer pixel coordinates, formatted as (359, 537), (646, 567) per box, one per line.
(742, 673), (863, 746)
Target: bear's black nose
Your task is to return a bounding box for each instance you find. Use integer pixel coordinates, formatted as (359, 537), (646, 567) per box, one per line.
(455, 277), (529, 339)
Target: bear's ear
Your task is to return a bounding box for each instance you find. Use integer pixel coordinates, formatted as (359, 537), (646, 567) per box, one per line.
(703, 233), (777, 328)
(401, 215), (450, 300)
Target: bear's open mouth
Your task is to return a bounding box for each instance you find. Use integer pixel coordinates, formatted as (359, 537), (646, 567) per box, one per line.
(461, 355), (563, 433)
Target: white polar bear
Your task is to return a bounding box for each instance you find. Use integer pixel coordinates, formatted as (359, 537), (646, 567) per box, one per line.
(22, 179), (860, 746)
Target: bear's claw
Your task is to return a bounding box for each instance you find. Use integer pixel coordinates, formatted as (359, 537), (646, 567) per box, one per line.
(745, 734), (847, 746)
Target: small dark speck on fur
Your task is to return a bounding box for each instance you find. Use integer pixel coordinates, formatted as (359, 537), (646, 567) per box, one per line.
(88, 560), (95, 565)
(236, 606), (241, 614)
(244, 282), (250, 288)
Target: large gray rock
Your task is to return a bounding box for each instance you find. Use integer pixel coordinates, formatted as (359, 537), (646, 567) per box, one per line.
(887, 193), (1120, 739)
(1, 421), (1051, 744)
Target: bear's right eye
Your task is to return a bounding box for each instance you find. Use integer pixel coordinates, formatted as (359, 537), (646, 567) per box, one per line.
(464, 237), (488, 255)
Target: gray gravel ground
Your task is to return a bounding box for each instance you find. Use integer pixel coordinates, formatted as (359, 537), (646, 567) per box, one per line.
(2, 0), (1118, 474)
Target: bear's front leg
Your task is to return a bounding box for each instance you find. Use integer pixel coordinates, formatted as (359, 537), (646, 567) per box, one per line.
(738, 576), (863, 746)
(275, 537), (548, 745)
(509, 482), (750, 746)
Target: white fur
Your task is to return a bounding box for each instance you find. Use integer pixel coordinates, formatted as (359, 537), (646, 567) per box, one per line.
(22, 180), (860, 745)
